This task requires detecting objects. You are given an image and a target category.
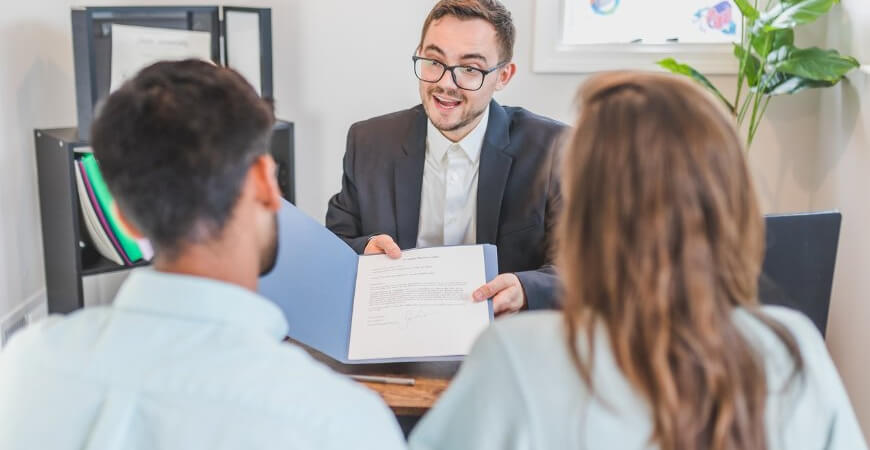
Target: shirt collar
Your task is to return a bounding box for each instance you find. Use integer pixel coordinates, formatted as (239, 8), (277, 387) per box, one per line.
(113, 268), (289, 340)
(426, 105), (490, 162)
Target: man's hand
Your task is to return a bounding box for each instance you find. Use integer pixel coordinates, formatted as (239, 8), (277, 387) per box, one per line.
(364, 234), (402, 259)
(472, 273), (526, 316)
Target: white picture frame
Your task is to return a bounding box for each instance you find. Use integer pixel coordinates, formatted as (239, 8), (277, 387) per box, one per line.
(532, 0), (739, 74)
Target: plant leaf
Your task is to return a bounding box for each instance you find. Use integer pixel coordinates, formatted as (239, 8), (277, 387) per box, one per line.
(754, 72), (836, 95)
(770, 77), (835, 95)
(758, 0), (838, 30)
(767, 45), (792, 64)
(733, 0), (760, 21)
(657, 58), (736, 113)
(771, 29), (795, 50)
(779, 0), (838, 3)
(734, 44), (761, 86)
(774, 47), (859, 82)
(752, 28), (794, 55)
(751, 29), (793, 61)
(755, 72), (787, 94)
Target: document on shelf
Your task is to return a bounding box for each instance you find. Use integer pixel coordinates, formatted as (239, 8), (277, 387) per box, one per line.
(348, 246), (491, 361)
(110, 24), (212, 92)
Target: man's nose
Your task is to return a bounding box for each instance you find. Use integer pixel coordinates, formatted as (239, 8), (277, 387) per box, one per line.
(436, 68), (460, 92)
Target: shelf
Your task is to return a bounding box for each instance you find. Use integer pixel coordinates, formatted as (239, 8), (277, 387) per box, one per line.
(35, 123), (292, 314)
(82, 257), (150, 276)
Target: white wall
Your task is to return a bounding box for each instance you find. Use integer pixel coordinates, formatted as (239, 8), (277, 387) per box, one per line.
(0, 0), (864, 434)
(0, 1), (77, 320)
(814, 0), (870, 436)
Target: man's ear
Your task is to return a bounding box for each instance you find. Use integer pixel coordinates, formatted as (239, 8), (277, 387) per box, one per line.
(113, 203), (145, 240)
(249, 154), (282, 212)
(495, 62), (517, 91)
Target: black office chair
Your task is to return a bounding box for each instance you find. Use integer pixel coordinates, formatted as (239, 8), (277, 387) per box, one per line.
(759, 212), (842, 337)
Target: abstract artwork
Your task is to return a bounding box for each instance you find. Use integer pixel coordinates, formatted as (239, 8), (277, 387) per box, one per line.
(562, 0), (741, 45)
(693, 1), (737, 36)
(590, 0), (620, 15)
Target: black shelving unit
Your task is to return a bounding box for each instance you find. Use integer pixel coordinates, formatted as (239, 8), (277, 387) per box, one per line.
(34, 121), (294, 314)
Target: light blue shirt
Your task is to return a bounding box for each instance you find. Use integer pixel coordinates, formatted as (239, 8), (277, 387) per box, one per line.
(0, 269), (406, 450)
(410, 307), (867, 450)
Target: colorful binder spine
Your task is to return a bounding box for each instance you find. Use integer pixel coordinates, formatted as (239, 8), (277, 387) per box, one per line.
(79, 154), (143, 263)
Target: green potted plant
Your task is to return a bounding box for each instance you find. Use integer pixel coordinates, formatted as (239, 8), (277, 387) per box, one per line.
(658, 0), (859, 150)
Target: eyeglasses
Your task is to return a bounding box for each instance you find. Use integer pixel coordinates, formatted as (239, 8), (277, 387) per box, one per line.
(412, 56), (507, 91)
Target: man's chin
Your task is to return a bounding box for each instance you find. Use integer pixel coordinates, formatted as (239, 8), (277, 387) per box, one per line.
(432, 120), (463, 133)
(428, 112), (466, 133)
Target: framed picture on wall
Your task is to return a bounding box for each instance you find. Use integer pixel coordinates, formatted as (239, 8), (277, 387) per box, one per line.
(533, 0), (741, 74)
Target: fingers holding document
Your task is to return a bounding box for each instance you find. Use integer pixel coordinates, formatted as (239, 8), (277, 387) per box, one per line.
(364, 234), (402, 259)
(473, 273), (526, 316)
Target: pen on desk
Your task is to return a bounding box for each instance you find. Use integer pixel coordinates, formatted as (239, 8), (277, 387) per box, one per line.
(350, 374), (416, 386)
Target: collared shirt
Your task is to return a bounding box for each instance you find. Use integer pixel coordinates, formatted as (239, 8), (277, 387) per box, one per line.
(416, 107), (489, 248)
(410, 306), (868, 450)
(0, 269), (406, 450)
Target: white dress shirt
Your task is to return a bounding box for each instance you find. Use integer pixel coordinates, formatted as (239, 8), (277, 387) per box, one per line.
(410, 306), (867, 450)
(416, 107), (489, 248)
(0, 268), (406, 450)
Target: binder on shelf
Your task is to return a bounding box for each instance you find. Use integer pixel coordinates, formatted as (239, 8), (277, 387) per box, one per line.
(79, 154), (143, 262)
(72, 153), (147, 267)
(74, 161), (125, 266)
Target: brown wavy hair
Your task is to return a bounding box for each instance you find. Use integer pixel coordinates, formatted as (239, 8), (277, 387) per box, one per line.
(558, 72), (803, 450)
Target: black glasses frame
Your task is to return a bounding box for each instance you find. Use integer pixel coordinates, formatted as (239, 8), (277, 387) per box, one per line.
(412, 56), (508, 91)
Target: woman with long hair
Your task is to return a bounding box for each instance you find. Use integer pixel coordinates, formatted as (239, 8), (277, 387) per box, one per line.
(409, 72), (866, 450)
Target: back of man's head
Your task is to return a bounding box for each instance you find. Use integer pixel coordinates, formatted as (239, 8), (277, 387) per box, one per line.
(91, 59), (275, 259)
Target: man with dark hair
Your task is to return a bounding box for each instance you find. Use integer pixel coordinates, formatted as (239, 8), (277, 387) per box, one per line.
(0, 60), (405, 450)
(327, 0), (566, 314)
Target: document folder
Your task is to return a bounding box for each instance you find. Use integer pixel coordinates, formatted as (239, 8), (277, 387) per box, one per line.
(259, 199), (497, 364)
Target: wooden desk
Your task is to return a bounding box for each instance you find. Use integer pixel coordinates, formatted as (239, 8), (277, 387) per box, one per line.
(353, 373), (451, 416)
(290, 340), (459, 416)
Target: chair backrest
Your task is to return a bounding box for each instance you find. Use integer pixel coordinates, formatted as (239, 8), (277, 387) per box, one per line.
(760, 211), (842, 336)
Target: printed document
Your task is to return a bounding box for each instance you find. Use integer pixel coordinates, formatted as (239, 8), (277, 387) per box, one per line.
(110, 24), (212, 92)
(347, 246), (491, 360)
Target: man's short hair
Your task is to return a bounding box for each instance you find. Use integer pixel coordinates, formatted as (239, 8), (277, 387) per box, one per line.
(91, 59), (275, 256)
(419, 0), (516, 64)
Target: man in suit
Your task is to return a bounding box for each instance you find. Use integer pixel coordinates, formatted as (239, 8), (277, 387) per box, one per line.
(327, 0), (566, 314)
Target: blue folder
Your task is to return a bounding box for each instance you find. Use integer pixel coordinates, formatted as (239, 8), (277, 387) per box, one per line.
(259, 200), (498, 364)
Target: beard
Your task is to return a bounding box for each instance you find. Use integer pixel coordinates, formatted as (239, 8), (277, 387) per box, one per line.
(427, 86), (488, 132)
(258, 213), (279, 277)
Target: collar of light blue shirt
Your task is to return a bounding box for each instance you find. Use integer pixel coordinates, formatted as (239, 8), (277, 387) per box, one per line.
(426, 105), (490, 163)
(113, 268), (289, 340)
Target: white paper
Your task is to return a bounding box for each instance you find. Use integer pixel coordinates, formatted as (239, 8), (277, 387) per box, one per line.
(347, 245), (491, 360)
(110, 24), (212, 92)
(225, 10), (262, 95)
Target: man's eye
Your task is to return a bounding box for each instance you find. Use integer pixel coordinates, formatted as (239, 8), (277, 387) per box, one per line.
(426, 60), (442, 67)
(460, 67), (477, 74)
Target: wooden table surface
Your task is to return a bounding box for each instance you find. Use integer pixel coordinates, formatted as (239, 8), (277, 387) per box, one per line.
(288, 340), (460, 416)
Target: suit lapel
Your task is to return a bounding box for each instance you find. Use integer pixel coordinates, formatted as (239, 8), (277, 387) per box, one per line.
(394, 106), (427, 249)
(477, 101), (512, 244)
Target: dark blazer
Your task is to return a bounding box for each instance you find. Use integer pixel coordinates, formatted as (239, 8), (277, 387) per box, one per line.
(326, 100), (567, 310)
